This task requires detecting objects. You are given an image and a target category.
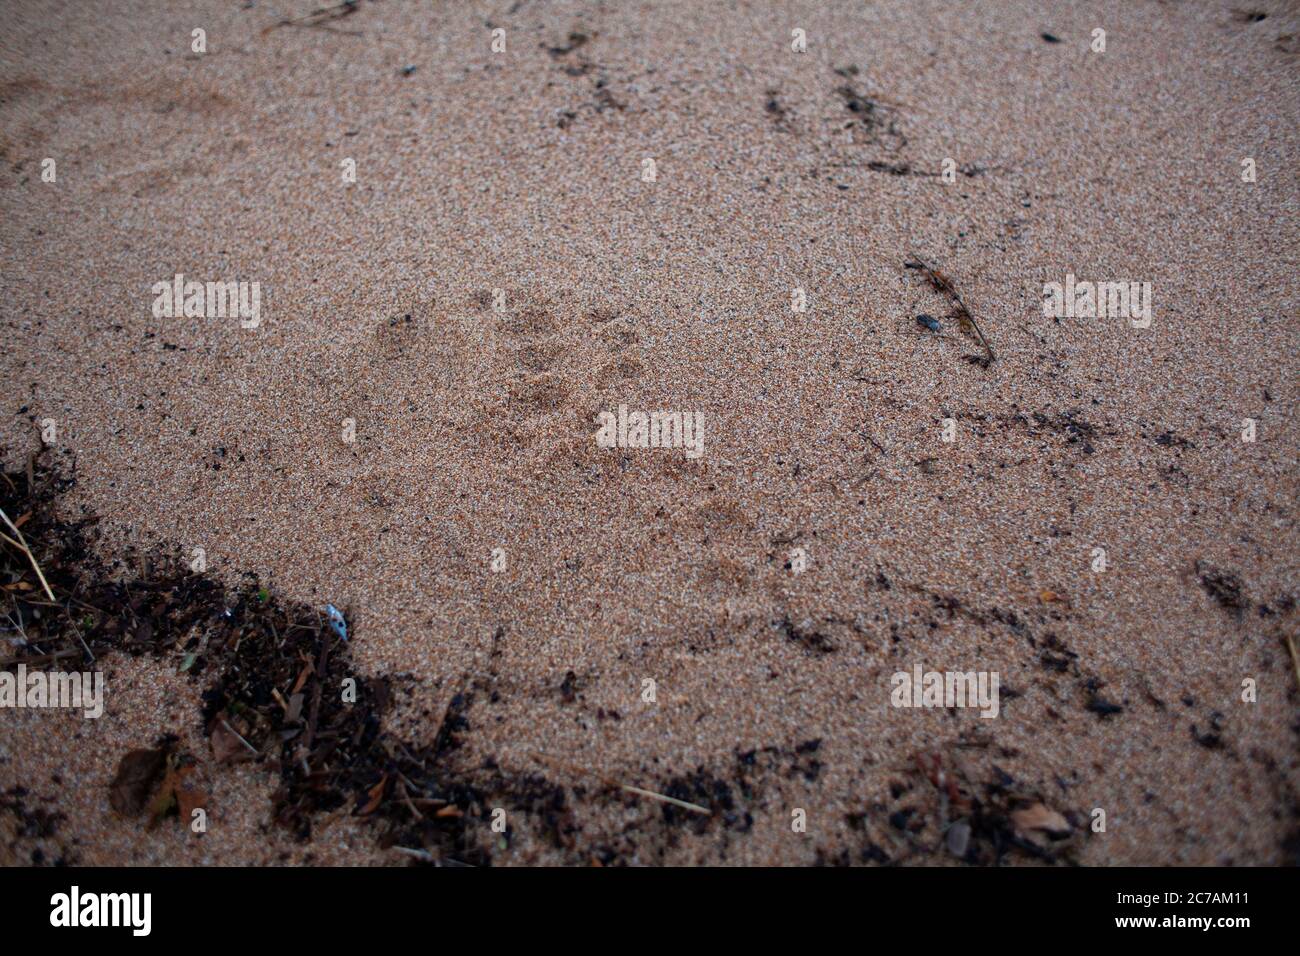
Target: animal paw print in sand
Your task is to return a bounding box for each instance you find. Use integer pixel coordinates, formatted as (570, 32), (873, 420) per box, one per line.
(483, 295), (645, 419)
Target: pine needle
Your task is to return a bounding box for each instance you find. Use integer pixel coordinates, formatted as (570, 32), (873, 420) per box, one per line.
(532, 752), (711, 815)
(0, 506), (56, 602)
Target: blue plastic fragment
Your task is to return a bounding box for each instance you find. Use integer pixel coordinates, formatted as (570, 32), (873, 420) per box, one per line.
(325, 604), (348, 642)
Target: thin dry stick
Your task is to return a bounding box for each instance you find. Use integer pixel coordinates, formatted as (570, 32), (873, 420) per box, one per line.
(0, 648), (81, 668)
(0, 506), (56, 602)
(533, 752), (711, 815)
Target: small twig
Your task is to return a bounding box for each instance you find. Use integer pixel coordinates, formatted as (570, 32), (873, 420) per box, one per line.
(0, 648), (81, 668)
(617, 784), (711, 815)
(0, 505), (57, 602)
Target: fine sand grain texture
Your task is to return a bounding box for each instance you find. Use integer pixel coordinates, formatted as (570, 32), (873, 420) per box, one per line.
(1, 0), (1297, 865)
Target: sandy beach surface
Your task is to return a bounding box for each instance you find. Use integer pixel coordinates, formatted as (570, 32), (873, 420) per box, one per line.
(1, 0), (1297, 865)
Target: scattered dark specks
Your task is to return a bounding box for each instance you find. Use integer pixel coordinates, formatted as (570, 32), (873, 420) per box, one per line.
(399, 64), (417, 76)
(1232, 10), (1267, 23)
(916, 314), (940, 332)
(1041, 32), (1061, 43)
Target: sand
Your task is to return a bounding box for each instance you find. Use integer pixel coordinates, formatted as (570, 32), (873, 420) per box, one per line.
(0, 0), (1297, 865)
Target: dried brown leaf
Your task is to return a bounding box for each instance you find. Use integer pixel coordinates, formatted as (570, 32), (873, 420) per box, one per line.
(109, 748), (166, 816)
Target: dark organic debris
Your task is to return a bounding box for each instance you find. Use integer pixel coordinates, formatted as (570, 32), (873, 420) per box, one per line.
(545, 31), (590, 57)
(916, 314), (941, 332)
(545, 32), (624, 127)
(1191, 723), (1223, 749)
(1040, 32), (1061, 44)
(776, 616), (837, 654)
(836, 159), (991, 179)
(904, 259), (996, 366)
(867, 160), (913, 176)
(1196, 561), (1249, 613)
(263, 0), (362, 35)
(0, 453), (555, 864)
(108, 747), (169, 816)
(559, 669), (578, 704)
(764, 89), (788, 124)
(832, 69), (906, 150)
(1033, 410), (1098, 454)
(1154, 430), (1197, 449)
(901, 751), (1083, 865)
(1, 787), (67, 863)
(1085, 692), (1124, 719)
